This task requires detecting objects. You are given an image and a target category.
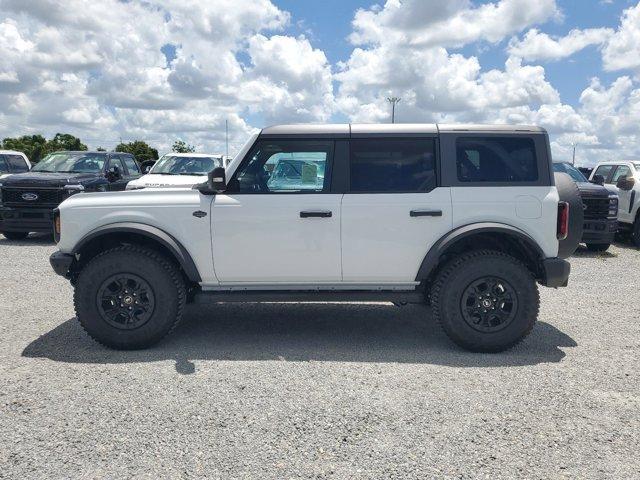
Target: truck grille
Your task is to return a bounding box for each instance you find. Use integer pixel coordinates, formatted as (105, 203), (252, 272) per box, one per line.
(582, 196), (610, 220)
(1, 188), (64, 207)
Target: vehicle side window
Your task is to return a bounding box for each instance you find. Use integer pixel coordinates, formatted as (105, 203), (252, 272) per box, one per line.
(229, 140), (332, 194)
(349, 138), (436, 192)
(456, 137), (538, 183)
(6, 155), (29, 173)
(108, 156), (126, 173)
(0, 156), (9, 174)
(122, 155), (140, 175)
(611, 165), (631, 183)
(594, 165), (615, 182)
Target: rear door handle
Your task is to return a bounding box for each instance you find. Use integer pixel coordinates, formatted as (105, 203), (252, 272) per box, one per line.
(300, 210), (332, 218)
(410, 209), (442, 217)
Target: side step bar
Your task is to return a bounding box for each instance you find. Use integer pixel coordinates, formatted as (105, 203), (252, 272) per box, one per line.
(193, 290), (426, 304)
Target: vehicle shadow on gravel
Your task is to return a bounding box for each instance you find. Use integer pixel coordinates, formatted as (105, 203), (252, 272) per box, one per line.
(0, 233), (55, 246)
(23, 303), (577, 374)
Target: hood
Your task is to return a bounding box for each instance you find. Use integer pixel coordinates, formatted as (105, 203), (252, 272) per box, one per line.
(0, 171), (101, 188)
(574, 181), (613, 197)
(129, 173), (207, 188)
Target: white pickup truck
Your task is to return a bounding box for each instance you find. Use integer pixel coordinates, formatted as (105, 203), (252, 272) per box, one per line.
(126, 152), (225, 190)
(50, 124), (575, 353)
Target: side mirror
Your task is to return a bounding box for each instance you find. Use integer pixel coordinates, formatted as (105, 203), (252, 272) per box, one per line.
(106, 165), (121, 182)
(141, 160), (156, 174)
(616, 176), (636, 191)
(591, 174), (605, 186)
(198, 167), (226, 194)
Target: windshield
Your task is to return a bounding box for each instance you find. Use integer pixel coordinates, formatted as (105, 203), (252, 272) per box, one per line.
(150, 155), (222, 175)
(553, 162), (587, 182)
(32, 152), (106, 173)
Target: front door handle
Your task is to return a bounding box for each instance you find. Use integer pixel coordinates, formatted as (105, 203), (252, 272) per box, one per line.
(300, 210), (332, 218)
(410, 209), (442, 217)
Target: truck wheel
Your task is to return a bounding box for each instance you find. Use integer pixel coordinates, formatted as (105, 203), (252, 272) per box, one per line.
(74, 245), (186, 349)
(633, 219), (640, 248)
(431, 250), (539, 353)
(586, 243), (611, 252)
(2, 232), (29, 240)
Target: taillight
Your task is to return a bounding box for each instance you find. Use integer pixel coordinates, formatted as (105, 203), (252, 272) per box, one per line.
(557, 202), (569, 240)
(53, 209), (61, 243)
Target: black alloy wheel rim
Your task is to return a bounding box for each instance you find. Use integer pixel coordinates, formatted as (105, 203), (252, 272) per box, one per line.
(460, 276), (518, 333)
(97, 274), (156, 330)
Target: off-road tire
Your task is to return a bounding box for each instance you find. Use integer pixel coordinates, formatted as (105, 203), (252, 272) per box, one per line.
(586, 243), (611, 252)
(74, 245), (186, 349)
(431, 250), (539, 353)
(633, 218), (640, 248)
(2, 232), (29, 240)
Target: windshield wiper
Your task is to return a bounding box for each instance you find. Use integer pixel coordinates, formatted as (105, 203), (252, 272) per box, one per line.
(177, 173), (205, 176)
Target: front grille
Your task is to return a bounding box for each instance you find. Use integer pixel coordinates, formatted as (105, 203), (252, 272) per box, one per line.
(582, 196), (610, 220)
(1, 188), (64, 207)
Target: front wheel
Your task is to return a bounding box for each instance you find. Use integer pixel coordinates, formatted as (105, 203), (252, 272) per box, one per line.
(431, 250), (539, 352)
(74, 245), (186, 349)
(2, 231), (29, 240)
(586, 243), (611, 252)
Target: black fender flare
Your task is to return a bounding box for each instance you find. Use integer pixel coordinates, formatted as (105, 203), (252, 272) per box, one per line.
(73, 222), (202, 283)
(415, 222), (545, 281)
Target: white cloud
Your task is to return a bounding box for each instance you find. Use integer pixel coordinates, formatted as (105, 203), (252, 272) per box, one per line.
(508, 28), (613, 61)
(602, 3), (640, 73)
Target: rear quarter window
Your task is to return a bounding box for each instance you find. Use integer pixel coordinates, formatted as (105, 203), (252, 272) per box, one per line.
(6, 154), (29, 173)
(456, 137), (538, 183)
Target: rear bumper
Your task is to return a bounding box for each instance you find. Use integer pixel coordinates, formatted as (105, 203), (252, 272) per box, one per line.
(50, 251), (75, 278)
(582, 218), (617, 244)
(540, 258), (571, 288)
(0, 206), (55, 233)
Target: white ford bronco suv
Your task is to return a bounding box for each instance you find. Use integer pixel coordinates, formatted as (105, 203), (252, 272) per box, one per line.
(589, 161), (640, 247)
(50, 124), (574, 352)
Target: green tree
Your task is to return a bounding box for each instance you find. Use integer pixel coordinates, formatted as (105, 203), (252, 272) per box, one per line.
(1, 135), (48, 163)
(172, 140), (195, 153)
(48, 133), (88, 152)
(115, 140), (159, 162)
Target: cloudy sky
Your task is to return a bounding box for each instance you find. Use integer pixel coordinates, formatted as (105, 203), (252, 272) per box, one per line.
(1, 0), (639, 165)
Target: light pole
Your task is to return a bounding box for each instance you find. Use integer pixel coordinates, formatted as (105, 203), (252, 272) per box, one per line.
(572, 143), (577, 165)
(387, 97), (401, 124)
(225, 119), (229, 158)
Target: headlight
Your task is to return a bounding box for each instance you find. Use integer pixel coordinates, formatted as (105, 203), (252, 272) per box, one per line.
(609, 196), (618, 217)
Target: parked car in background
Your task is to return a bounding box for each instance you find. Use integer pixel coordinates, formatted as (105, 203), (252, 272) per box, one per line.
(590, 161), (640, 247)
(50, 124), (578, 353)
(0, 151), (140, 240)
(0, 150), (31, 179)
(553, 162), (618, 252)
(126, 153), (225, 190)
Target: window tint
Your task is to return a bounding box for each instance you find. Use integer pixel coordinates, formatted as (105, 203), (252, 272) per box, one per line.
(350, 138), (436, 192)
(0, 156), (9, 174)
(612, 165), (632, 183)
(5, 154), (29, 172)
(231, 140), (332, 193)
(594, 165), (614, 181)
(122, 155), (140, 175)
(456, 137), (538, 183)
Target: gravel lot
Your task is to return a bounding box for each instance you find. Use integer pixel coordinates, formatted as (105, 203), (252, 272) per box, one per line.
(0, 235), (639, 479)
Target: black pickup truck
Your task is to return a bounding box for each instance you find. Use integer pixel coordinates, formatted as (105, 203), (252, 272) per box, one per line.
(0, 151), (141, 240)
(553, 162), (618, 252)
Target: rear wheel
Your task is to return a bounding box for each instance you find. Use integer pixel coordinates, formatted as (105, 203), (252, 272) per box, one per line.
(586, 243), (611, 252)
(74, 245), (186, 349)
(2, 232), (29, 240)
(431, 250), (539, 352)
(633, 219), (640, 248)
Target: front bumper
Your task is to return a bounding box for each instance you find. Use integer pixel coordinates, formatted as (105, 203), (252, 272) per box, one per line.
(0, 206), (56, 233)
(50, 251), (75, 278)
(582, 217), (617, 244)
(540, 258), (571, 288)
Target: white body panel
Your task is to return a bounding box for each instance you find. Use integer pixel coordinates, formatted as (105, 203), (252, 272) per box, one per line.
(450, 186), (560, 258)
(211, 194), (342, 283)
(0, 151), (31, 179)
(56, 190), (218, 284)
(126, 173), (207, 189)
(341, 189), (453, 282)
